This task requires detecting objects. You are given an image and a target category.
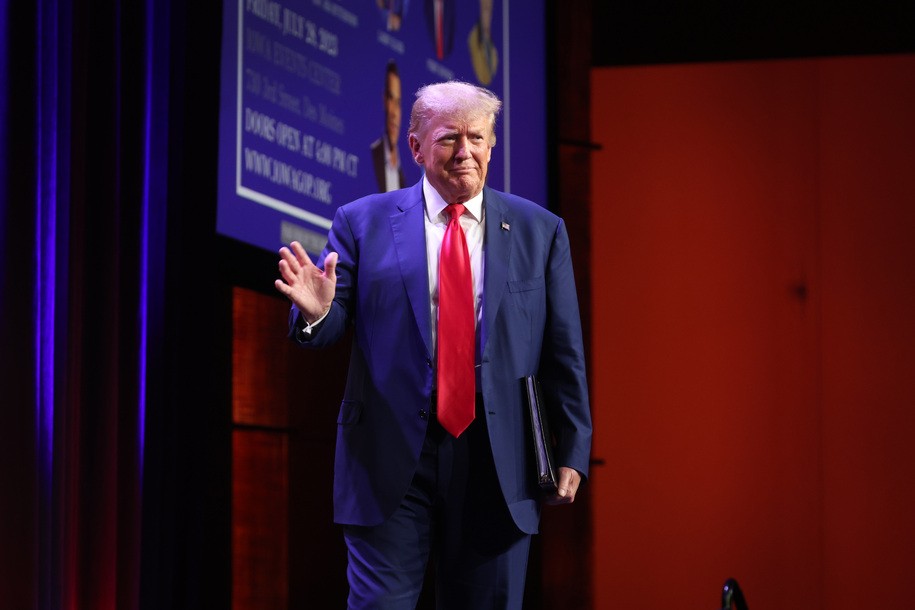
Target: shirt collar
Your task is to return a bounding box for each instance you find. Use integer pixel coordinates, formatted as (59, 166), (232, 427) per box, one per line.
(422, 175), (484, 223)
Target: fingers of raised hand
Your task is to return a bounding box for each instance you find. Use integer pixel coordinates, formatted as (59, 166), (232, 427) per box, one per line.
(278, 246), (301, 275)
(273, 278), (292, 298)
(290, 241), (312, 267)
(323, 251), (339, 282)
(277, 257), (299, 288)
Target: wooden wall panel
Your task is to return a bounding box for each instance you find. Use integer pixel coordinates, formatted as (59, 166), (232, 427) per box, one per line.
(232, 287), (293, 428)
(232, 430), (288, 609)
(231, 286), (349, 608)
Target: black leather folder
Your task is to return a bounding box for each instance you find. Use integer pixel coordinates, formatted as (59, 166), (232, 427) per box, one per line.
(523, 375), (559, 494)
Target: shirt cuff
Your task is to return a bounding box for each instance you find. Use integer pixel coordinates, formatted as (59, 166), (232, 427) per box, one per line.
(298, 306), (330, 338)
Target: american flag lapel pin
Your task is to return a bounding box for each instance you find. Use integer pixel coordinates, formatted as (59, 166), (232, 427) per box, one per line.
(501, 220), (510, 231)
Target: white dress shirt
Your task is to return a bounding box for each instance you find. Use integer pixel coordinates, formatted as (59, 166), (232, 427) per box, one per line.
(382, 134), (401, 192)
(422, 175), (485, 357)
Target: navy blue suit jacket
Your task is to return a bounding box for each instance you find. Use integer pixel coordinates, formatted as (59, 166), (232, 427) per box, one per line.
(291, 181), (591, 534)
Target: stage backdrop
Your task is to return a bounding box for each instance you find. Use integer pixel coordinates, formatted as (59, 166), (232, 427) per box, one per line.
(217, 0), (547, 255)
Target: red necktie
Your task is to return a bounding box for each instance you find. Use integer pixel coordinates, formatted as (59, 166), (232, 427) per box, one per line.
(437, 203), (475, 437)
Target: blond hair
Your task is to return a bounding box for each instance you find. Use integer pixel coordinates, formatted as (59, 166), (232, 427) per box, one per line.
(408, 81), (502, 146)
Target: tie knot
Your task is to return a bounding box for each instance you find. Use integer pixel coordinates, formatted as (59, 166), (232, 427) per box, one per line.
(446, 203), (466, 221)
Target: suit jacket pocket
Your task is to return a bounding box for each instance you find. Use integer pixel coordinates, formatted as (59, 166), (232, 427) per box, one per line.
(504, 277), (546, 357)
(337, 400), (363, 425)
(508, 277), (544, 293)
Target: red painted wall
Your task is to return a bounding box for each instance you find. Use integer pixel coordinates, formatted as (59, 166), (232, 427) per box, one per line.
(817, 57), (915, 607)
(589, 55), (915, 609)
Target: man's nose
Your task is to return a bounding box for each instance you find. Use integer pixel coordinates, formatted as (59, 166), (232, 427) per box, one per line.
(454, 136), (471, 159)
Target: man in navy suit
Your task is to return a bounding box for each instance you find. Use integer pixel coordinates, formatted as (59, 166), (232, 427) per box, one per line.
(370, 60), (407, 193)
(425, 0), (454, 60)
(275, 81), (591, 609)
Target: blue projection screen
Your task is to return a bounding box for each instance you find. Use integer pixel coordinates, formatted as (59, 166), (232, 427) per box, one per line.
(217, 0), (546, 254)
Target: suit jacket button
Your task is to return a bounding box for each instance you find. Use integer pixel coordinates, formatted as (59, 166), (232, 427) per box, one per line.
(419, 409), (428, 420)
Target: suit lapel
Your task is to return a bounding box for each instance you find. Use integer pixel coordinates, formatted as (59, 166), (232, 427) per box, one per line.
(482, 188), (512, 357)
(390, 183), (433, 359)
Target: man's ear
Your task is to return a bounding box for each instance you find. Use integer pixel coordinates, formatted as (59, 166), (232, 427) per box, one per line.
(408, 134), (423, 164)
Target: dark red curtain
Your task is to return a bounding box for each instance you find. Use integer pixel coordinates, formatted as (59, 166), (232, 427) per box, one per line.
(0, 1), (231, 608)
(2, 0), (150, 606)
(1, 0), (41, 605)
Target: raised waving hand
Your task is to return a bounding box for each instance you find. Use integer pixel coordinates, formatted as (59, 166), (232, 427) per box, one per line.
(274, 241), (338, 323)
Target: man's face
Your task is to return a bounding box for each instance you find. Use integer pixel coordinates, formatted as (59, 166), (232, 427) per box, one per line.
(409, 112), (493, 203)
(384, 72), (402, 145)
